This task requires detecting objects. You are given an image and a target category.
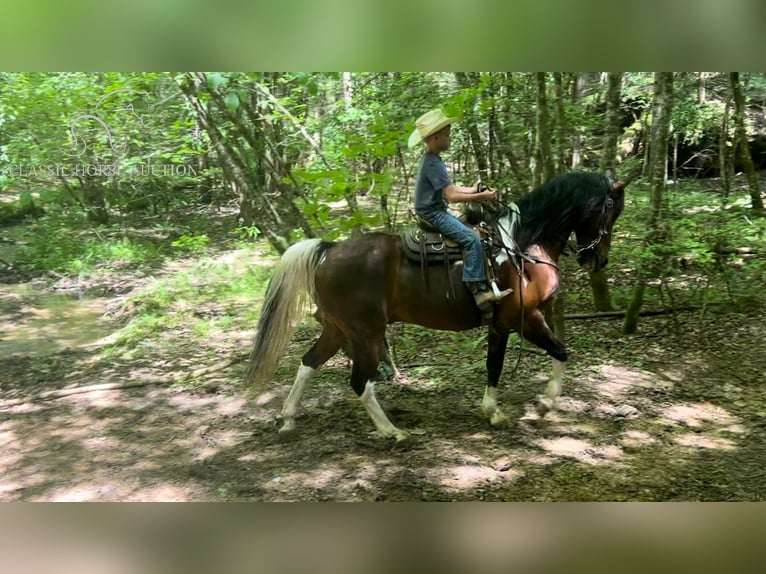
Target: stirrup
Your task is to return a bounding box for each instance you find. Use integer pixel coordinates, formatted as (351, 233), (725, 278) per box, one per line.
(474, 288), (512, 307)
(469, 282), (512, 308)
(490, 281), (513, 300)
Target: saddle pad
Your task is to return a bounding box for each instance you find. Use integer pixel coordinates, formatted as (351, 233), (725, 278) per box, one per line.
(401, 227), (464, 265)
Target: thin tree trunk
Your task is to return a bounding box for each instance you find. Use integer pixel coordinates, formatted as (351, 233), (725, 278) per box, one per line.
(491, 111), (527, 191)
(455, 72), (490, 181)
(730, 72), (764, 213)
(624, 72), (674, 334)
(570, 74), (587, 169)
(720, 94), (732, 197)
(534, 72), (564, 336)
(591, 72), (624, 312)
(552, 72), (569, 174)
(535, 72), (556, 183)
(599, 72), (623, 175)
(342, 72), (353, 106)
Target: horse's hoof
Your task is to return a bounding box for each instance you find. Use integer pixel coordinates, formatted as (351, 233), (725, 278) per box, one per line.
(392, 430), (411, 445)
(489, 411), (510, 428)
(278, 421), (297, 440)
(535, 395), (556, 416)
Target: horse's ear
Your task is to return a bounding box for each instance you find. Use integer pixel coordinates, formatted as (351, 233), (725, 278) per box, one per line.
(611, 170), (640, 193)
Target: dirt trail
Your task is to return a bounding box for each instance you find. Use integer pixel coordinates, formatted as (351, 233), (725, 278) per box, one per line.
(1, 252), (765, 500)
(1, 323), (764, 500)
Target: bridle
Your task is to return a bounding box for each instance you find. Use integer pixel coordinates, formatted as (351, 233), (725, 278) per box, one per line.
(568, 194), (615, 255)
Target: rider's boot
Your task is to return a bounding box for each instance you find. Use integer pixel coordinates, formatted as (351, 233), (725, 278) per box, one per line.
(467, 281), (512, 311)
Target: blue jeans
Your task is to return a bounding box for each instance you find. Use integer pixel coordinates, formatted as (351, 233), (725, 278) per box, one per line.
(420, 210), (486, 283)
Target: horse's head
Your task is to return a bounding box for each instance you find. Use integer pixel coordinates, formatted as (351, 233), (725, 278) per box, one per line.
(573, 174), (631, 272)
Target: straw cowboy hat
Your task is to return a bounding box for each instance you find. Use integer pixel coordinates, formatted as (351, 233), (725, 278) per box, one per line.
(407, 108), (457, 148)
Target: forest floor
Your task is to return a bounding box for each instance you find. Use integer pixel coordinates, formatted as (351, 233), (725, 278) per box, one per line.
(1, 215), (766, 501)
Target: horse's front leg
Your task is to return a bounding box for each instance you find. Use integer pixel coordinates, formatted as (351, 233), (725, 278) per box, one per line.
(482, 326), (511, 427)
(537, 359), (565, 414)
(519, 310), (567, 415)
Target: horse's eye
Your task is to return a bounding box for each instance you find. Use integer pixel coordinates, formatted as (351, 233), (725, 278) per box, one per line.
(606, 197), (614, 209)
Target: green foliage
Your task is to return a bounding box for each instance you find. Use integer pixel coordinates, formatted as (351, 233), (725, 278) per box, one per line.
(171, 233), (210, 254)
(609, 180), (766, 313)
(3, 71), (766, 315)
(12, 213), (166, 274)
(0, 72), (211, 219)
(106, 258), (272, 352)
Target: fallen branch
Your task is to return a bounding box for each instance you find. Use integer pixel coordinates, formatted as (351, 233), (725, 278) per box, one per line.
(0, 354), (248, 410)
(566, 306), (699, 320)
(713, 247), (762, 256)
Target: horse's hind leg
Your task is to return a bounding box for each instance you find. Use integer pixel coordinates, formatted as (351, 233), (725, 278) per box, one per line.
(341, 334), (398, 381)
(279, 323), (344, 436)
(350, 338), (409, 443)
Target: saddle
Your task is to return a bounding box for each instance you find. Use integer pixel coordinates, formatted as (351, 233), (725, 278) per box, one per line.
(400, 204), (525, 301)
(402, 221), (464, 265)
(401, 215), (494, 298)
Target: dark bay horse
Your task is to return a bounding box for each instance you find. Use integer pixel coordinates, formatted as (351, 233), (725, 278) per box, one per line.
(245, 171), (630, 441)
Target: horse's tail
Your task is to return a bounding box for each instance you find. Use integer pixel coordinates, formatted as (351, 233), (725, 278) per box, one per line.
(244, 238), (329, 389)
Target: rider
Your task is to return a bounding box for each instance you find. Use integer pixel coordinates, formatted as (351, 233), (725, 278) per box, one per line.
(409, 108), (512, 311)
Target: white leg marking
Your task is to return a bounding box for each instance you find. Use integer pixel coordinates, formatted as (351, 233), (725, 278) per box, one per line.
(537, 360), (565, 412)
(360, 382), (409, 442)
(482, 386), (509, 427)
(279, 365), (316, 434)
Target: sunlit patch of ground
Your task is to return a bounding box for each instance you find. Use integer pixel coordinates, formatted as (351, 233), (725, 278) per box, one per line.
(534, 437), (624, 466)
(619, 430), (658, 450)
(660, 402), (737, 428)
(673, 433), (737, 451)
(0, 286), (112, 360)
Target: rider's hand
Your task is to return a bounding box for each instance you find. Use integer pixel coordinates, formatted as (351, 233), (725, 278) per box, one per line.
(476, 181), (496, 202)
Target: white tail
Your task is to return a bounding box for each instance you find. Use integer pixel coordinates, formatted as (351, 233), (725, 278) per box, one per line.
(244, 239), (325, 388)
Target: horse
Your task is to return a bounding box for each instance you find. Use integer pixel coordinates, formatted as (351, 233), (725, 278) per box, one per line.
(245, 171), (631, 442)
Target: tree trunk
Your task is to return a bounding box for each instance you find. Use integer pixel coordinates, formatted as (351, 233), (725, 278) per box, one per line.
(491, 103), (527, 191)
(599, 72), (623, 175)
(730, 72), (764, 213)
(590, 72), (624, 312)
(570, 73), (587, 169)
(588, 271), (615, 312)
(720, 94), (732, 197)
(533, 72), (565, 336)
(342, 72), (353, 106)
(181, 73), (319, 252)
(535, 72), (556, 183)
(552, 72), (569, 174)
(624, 72), (674, 334)
(455, 72), (490, 181)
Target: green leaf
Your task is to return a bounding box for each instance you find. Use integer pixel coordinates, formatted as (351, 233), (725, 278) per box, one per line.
(207, 73), (227, 91)
(224, 92), (240, 111)
(19, 190), (33, 207)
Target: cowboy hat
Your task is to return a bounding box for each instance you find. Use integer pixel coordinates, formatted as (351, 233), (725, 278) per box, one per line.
(407, 108), (457, 148)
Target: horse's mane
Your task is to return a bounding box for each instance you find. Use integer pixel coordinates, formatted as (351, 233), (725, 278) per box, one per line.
(512, 172), (612, 250)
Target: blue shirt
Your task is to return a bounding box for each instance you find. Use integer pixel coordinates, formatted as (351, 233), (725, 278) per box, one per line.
(414, 151), (452, 217)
